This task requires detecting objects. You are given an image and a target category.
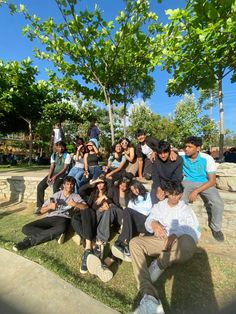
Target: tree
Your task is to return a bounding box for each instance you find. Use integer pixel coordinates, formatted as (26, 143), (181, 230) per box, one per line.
(0, 59), (61, 163)
(159, 0), (236, 160)
(16, 0), (160, 143)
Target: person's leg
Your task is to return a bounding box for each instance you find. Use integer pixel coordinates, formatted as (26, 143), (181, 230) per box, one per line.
(22, 216), (70, 246)
(36, 176), (48, 207)
(129, 235), (164, 299)
(157, 235), (196, 270)
(92, 166), (102, 180)
(182, 181), (199, 204)
(68, 166), (78, 178)
(74, 168), (85, 190)
(72, 208), (96, 241)
(199, 187), (224, 232)
(143, 158), (153, 180)
(53, 176), (64, 193)
(96, 210), (111, 243)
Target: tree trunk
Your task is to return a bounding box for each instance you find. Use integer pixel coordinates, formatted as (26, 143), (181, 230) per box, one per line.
(218, 78), (224, 162)
(103, 89), (115, 144)
(28, 120), (33, 165)
(123, 103), (127, 137)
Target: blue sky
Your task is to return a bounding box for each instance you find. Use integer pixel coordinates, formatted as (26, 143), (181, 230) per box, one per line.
(0, 0), (235, 132)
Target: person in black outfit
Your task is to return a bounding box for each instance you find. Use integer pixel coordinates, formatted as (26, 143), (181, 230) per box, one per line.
(151, 140), (183, 204)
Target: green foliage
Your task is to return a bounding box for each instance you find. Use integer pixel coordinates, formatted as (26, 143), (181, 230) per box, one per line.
(17, 0), (161, 142)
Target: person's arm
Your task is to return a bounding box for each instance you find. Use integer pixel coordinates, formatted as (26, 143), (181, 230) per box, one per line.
(106, 157), (126, 179)
(51, 154), (71, 182)
(40, 201), (56, 214)
(83, 153), (89, 178)
(67, 199), (88, 210)
(124, 147), (135, 163)
(171, 157), (184, 183)
(189, 173), (216, 202)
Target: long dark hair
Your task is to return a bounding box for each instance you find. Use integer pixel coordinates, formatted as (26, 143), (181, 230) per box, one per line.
(129, 180), (147, 203)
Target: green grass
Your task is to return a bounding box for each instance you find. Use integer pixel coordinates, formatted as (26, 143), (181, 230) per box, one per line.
(0, 205), (236, 313)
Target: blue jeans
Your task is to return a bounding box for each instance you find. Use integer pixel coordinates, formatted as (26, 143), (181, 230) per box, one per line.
(68, 167), (84, 193)
(89, 165), (102, 180)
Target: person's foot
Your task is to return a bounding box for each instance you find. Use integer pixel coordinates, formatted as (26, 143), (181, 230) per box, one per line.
(13, 237), (32, 251)
(87, 254), (113, 283)
(133, 294), (165, 314)
(111, 242), (132, 262)
(149, 260), (164, 283)
(72, 234), (82, 246)
(211, 229), (225, 242)
(93, 239), (105, 259)
(34, 207), (41, 215)
(57, 233), (65, 245)
(80, 249), (93, 274)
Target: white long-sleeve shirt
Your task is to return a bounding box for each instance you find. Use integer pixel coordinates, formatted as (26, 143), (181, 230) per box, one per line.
(145, 199), (201, 243)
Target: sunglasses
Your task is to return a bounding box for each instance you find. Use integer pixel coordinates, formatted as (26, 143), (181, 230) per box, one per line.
(121, 141), (128, 145)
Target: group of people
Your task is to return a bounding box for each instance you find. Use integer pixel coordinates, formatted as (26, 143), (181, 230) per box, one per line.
(13, 129), (225, 314)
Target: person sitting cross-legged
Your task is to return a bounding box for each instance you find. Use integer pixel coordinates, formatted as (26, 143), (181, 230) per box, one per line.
(13, 176), (87, 251)
(130, 181), (200, 314)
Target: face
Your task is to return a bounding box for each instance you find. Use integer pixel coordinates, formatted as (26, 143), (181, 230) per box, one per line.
(97, 182), (105, 191)
(115, 144), (122, 152)
(56, 145), (65, 154)
(158, 151), (170, 162)
(121, 140), (129, 148)
(137, 134), (146, 143)
(131, 185), (139, 196)
(184, 143), (199, 157)
(119, 182), (127, 192)
(63, 181), (74, 193)
(87, 143), (94, 151)
(167, 193), (182, 206)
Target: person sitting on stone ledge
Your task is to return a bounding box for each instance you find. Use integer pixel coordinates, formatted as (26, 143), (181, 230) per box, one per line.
(13, 176), (87, 251)
(180, 136), (224, 242)
(35, 141), (71, 215)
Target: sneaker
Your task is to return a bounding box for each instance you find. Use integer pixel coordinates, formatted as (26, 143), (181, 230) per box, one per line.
(57, 233), (65, 245)
(34, 207), (41, 215)
(87, 254), (113, 283)
(13, 238), (32, 251)
(133, 294), (165, 314)
(149, 260), (164, 283)
(211, 229), (225, 242)
(80, 249), (93, 274)
(111, 243), (132, 262)
(72, 234), (82, 246)
(93, 239), (105, 259)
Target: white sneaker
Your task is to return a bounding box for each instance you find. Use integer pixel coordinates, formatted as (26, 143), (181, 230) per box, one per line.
(133, 294), (165, 314)
(72, 234), (82, 246)
(57, 233), (65, 245)
(149, 260), (164, 283)
(87, 254), (113, 283)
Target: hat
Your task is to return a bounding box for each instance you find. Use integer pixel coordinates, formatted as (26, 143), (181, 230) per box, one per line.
(86, 140), (97, 148)
(90, 177), (105, 185)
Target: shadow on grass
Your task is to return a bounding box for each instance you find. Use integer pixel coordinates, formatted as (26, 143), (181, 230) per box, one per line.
(0, 207), (26, 220)
(156, 248), (219, 314)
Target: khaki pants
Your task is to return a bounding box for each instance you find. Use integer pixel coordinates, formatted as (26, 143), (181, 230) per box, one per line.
(129, 235), (197, 298)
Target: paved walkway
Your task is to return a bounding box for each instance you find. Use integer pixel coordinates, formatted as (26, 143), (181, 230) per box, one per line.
(0, 248), (119, 314)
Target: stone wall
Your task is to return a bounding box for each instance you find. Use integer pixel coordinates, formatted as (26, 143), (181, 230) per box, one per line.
(0, 173), (235, 235)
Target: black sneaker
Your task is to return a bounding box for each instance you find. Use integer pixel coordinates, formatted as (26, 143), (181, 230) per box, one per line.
(13, 238), (32, 251)
(80, 249), (93, 274)
(211, 229), (225, 242)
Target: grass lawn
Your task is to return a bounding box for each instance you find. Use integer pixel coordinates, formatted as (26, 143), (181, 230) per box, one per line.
(0, 204), (236, 313)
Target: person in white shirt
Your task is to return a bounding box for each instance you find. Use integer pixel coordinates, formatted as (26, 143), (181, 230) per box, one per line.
(130, 181), (200, 314)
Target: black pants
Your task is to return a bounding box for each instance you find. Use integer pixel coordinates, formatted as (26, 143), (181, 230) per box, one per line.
(143, 158), (153, 180)
(117, 208), (147, 244)
(22, 216), (70, 245)
(37, 175), (66, 207)
(71, 208), (96, 241)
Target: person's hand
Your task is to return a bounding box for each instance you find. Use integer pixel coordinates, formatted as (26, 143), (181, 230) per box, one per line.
(151, 221), (167, 239)
(189, 189), (199, 202)
(50, 176), (57, 184)
(137, 176), (145, 181)
(48, 202), (57, 211)
(156, 187), (165, 201)
(106, 173), (112, 180)
(169, 149), (177, 161)
(149, 152), (157, 162)
(98, 202), (109, 212)
(77, 145), (83, 151)
(67, 200), (77, 207)
(163, 234), (177, 251)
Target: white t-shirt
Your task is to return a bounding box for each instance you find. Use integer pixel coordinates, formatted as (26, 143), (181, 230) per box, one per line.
(141, 144), (153, 158)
